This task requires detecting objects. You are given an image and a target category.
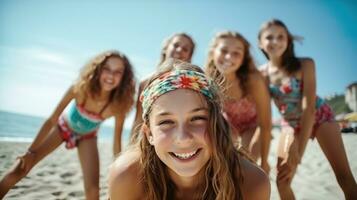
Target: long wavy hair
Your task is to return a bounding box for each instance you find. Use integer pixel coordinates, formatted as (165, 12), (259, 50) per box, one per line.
(73, 50), (135, 115)
(139, 59), (244, 200)
(158, 33), (195, 66)
(258, 19), (302, 74)
(205, 31), (257, 97)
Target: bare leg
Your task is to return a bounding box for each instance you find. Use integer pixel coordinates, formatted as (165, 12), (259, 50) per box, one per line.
(0, 127), (63, 199)
(241, 128), (260, 161)
(276, 129), (296, 200)
(77, 137), (100, 200)
(315, 122), (357, 200)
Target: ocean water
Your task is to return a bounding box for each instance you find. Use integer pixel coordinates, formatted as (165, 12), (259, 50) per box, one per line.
(0, 110), (130, 143)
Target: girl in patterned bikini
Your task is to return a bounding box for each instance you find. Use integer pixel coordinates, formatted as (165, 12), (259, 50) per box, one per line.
(130, 33), (195, 144)
(0, 50), (136, 200)
(205, 31), (272, 174)
(258, 19), (357, 200)
(108, 59), (270, 200)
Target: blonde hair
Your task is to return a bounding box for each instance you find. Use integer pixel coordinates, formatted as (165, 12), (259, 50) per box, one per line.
(73, 50), (135, 115)
(205, 31), (257, 96)
(139, 59), (244, 200)
(158, 33), (195, 66)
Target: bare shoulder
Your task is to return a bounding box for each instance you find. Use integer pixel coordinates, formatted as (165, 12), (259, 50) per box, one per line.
(248, 70), (265, 83)
(238, 157), (270, 200)
(108, 150), (144, 200)
(299, 57), (315, 71)
(247, 70), (267, 89)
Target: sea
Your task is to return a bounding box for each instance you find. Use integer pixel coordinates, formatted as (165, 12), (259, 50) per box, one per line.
(0, 110), (131, 143)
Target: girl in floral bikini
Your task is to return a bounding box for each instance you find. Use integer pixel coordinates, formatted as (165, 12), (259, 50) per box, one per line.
(205, 31), (272, 174)
(258, 19), (357, 200)
(0, 50), (136, 200)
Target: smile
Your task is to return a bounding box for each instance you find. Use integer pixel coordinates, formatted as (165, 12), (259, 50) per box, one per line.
(170, 149), (201, 160)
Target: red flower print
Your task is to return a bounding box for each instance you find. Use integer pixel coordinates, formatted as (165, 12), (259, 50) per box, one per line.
(281, 85), (292, 93)
(178, 76), (193, 87)
(280, 104), (287, 112)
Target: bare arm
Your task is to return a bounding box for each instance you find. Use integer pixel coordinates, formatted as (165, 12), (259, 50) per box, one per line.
(249, 72), (272, 170)
(297, 58), (316, 158)
(28, 85), (75, 152)
(113, 113), (125, 156)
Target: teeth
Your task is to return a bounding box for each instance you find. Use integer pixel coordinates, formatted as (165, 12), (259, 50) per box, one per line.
(221, 61), (233, 68)
(173, 150), (198, 159)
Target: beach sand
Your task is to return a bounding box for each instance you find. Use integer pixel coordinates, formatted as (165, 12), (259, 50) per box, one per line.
(0, 132), (356, 200)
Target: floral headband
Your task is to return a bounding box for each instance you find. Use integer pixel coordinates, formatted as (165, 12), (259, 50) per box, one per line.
(140, 69), (214, 119)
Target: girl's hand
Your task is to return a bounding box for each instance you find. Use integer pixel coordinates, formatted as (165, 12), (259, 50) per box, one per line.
(277, 140), (300, 182)
(277, 162), (297, 182)
(261, 161), (270, 175)
(17, 150), (36, 172)
(287, 139), (301, 168)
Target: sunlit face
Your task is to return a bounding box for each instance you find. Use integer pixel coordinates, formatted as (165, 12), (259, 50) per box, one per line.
(147, 89), (211, 177)
(99, 57), (125, 92)
(165, 35), (193, 62)
(212, 37), (245, 75)
(259, 25), (289, 59)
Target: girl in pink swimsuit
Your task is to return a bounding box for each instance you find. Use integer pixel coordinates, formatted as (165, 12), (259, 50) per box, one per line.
(205, 31), (272, 174)
(0, 50), (136, 199)
(258, 19), (357, 200)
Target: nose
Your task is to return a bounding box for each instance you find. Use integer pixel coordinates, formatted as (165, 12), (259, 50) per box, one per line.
(176, 46), (182, 52)
(224, 53), (231, 60)
(174, 124), (193, 144)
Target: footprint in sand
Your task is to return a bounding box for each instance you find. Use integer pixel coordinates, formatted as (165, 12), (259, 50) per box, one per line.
(52, 191), (62, 196)
(60, 172), (74, 178)
(68, 190), (84, 197)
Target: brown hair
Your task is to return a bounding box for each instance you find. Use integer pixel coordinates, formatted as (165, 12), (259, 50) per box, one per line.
(205, 31), (257, 96)
(258, 19), (302, 74)
(140, 59), (243, 200)
(158, 33), (195, 66)
(73, 50), (135, 115)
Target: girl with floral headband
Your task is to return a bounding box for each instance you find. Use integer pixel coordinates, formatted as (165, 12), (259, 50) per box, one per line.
(130, 33), (195, 144)
(108, 59), (270, 200)
(258, 19), (357, 200)
(205, 31), (272, 174)
(0, 50), (136, 200)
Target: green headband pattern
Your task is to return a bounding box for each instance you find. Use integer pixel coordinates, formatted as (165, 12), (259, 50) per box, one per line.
(140, 69), (214, 119)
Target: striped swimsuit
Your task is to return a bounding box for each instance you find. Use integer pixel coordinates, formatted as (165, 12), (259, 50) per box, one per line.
(58, 99), (108, 149)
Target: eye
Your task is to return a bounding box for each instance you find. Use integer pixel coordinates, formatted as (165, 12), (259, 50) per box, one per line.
(182, 47), (189, 52)
(220, 49), (228, 54)
(232, 51), (240, 57)
(191, 115), (208, 122)
(277, 34), (285, 40)
(157, 119), (175, 126)
(113, 70), (123, 76)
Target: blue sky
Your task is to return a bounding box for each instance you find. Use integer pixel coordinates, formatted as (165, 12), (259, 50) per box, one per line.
(0, 0), (356, 128)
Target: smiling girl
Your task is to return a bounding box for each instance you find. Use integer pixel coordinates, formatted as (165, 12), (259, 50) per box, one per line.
(0, 50), (136, 200)
(109, 59), (270, 200)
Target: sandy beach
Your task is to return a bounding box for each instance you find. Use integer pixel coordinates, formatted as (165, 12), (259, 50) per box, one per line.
(1, 132), (356, 200)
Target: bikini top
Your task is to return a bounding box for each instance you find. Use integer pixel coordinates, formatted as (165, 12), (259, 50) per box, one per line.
(65, 98), (109, 134)
(223, 97), (258, 127)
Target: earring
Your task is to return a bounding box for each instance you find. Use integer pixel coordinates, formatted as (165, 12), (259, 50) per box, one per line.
(148, 136), (154, 144)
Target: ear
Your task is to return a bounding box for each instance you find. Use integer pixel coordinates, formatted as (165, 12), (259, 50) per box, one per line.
(141, 123), (154, 145)
(258, 40), (264, 50)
